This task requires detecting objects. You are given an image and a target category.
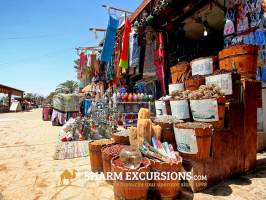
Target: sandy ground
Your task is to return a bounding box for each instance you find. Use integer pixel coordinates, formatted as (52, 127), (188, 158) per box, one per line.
(0, 109), (265, 200)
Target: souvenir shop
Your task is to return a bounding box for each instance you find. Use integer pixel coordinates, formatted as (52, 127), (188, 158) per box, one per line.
(56, 0), (266, 199)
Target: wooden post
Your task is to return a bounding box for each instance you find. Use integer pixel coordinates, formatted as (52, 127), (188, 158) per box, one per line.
(8, 93), (11, 108)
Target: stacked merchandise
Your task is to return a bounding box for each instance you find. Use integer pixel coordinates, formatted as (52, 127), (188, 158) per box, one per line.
(52, 93), (80, 126)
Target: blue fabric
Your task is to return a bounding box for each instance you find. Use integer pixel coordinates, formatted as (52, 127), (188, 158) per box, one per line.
(82, 99), (92, 116)
(101, 16), (119, 62)
(262, 66), (266, 83)
(255, 29), (266, 46)
(129, 31), (140, 69)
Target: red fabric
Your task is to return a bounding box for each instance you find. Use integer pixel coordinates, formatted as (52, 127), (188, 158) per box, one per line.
(154, 32), (166, 96)
(79, 52), (88, 79)
(120, 18), (131, 61)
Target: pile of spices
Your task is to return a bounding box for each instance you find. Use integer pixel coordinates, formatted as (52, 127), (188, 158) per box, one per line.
(90, 139), (114, 146)
(102, 144), (125, 156)
(188, 84), (224, 100)
(154, 115), (183, 124)
(175, 122), (213, 129)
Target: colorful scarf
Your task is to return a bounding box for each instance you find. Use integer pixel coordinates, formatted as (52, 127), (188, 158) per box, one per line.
(119, 18), (131, 69)
(101, 16), (119, 63)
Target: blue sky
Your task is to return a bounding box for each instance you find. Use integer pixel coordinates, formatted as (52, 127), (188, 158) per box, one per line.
(0, 0), (141, 96)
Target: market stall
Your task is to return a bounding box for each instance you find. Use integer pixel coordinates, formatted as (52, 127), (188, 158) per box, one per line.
(65, 0), (266, 199)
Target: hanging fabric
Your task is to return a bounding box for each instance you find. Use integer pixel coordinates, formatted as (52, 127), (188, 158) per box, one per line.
(119, 18), (131, 69)
(154, 32), (166, 96)
(143, 28), (157, 77)
(79, 52), (88, 79)
(101, 16), (119, 63)
(129, 28), (140, 74)
(113, 37), (122, 85)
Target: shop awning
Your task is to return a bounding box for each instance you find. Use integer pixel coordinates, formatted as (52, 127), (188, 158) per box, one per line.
(0, 84), (24, 97)
(81, 84), (92, 93)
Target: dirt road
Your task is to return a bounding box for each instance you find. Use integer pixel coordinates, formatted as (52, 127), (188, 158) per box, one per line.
(0, 109), (265, 200)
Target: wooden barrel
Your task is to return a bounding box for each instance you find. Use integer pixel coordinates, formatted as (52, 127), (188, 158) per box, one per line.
(170, 62), (191, 84)
(153, 121), (177, 150)
(210, 97), (226, 129)
(88, 139), (114, 172)
(150, 155), (182, 200)
(174, 122), (213, 160)
(112, 134), (130, 145)
(218, 44), (258, 79)
(111, 157), (151, 200)
(102, 145), (126, 183)
(185, 78), (205, 91)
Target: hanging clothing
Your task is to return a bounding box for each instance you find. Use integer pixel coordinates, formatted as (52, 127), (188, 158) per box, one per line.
(90, 53), (100, 76)
(129, 29), (140, 73)
(81, 99), (93, 116)
(143, 30), (157, 77)
(154, 32), (166, 96)
(52, 109), (66, 125)
(113, 38), (122, 85)
(79, 52), (88, 79)
(101, 16), (119, 63)
(119, 18), (131, 69)
(66, 112), (79, 121)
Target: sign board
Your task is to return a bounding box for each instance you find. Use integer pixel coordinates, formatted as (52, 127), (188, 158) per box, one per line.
(205, 73), (233, 95)
(190, 99), (219, 122)
(170, 100), (190, 119)
(10, 101), (22, 112)
(174, 128), (198, 154)
(191, 58), (213, 76)
(155, 101), (167, 116)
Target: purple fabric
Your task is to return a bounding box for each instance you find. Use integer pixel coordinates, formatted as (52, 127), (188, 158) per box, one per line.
(52, 109), (66, 125)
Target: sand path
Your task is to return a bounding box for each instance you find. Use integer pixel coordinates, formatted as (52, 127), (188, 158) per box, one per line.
(0, 109), (265, 200)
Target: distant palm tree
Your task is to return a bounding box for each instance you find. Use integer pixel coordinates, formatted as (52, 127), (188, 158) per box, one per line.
(55, 80), (78, 94)
(74, 59), (80, 70)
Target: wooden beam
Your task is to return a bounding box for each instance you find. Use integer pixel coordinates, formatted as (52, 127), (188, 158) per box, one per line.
(129, 0), (153, 23)
(102, 4), (133, 14)
(171, 0), (209, 22)
(89, 28), (107, 32)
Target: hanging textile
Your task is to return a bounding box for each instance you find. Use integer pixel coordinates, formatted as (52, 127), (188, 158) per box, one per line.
(113, 37), (122, 85)
(79, 52), (88, 79)
(101, 16), (119, 63)
(66, 112), (79, 121)
(52, 109), (66, 125)
(154, 32), (166, 96)
(119, 18), (131, 69)
(129, 29), (140, 74)
(81, 99), (92, 116)
(90, 52), (100, 76)
(143, 29), (157, 77)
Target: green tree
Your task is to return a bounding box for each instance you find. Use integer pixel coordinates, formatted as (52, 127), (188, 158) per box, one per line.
(55, 80), (78, 94)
